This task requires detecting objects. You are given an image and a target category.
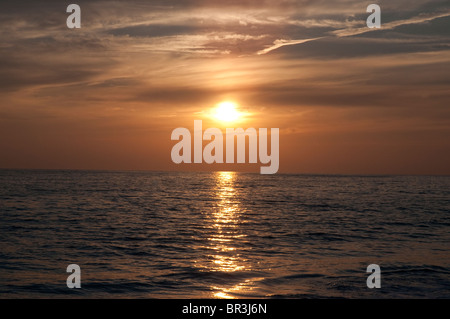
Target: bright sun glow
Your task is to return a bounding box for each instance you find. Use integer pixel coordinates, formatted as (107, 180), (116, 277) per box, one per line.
(213, 101), (241, 122)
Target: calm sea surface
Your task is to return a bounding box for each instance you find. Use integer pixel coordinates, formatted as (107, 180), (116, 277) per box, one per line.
(0, 170), (449, 298)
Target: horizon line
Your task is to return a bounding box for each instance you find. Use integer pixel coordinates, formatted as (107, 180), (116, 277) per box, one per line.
(0, 167), (449, 177)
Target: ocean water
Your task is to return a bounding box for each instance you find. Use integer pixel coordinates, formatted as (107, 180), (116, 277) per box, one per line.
(0, 170), (449, 299)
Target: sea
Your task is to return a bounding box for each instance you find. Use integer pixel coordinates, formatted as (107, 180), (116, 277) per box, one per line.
(0, 170), (449, 298)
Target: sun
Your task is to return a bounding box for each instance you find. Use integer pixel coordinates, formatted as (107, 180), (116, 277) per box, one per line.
(213, 101), (241, 122)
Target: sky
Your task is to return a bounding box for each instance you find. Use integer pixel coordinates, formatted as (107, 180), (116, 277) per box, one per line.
(0, 0), (449, 174)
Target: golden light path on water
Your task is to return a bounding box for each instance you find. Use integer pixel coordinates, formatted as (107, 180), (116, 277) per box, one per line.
(206, 172), (260, 299)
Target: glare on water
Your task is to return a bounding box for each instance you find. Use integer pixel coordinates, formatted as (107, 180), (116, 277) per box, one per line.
(202, 171), (259, 298)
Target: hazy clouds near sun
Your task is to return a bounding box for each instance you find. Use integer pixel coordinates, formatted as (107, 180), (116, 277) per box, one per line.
(0, 0), (449, 174)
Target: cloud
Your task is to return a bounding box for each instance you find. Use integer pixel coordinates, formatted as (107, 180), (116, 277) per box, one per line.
(108, 24), (198, 38)
(333, 10), (450, 37)
(256, 10), (450, 55)
(257, 37), (325, 55)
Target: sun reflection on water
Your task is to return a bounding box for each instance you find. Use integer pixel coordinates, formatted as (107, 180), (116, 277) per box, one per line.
(202, 172), (258, 298)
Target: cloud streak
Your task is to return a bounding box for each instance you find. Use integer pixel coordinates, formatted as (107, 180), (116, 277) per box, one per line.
(257, 10), (450, 55)
(257, 37), (325, 55)
(333, 10), (450, 37)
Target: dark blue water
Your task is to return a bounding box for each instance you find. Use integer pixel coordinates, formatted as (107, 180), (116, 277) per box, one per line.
(0, 170), (449, 298)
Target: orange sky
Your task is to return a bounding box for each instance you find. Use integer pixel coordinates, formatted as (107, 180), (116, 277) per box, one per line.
(0, 1), (449, 174)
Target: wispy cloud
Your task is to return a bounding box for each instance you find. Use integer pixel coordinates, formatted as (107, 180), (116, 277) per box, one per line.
(257, 10), (450, 55)
(257, 37), (324, 55)
(333, 10), (450, 37)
